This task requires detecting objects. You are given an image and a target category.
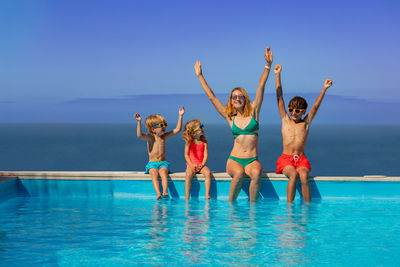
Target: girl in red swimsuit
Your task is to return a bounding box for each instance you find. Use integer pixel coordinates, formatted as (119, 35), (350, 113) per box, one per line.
(182, 119), (212, 200)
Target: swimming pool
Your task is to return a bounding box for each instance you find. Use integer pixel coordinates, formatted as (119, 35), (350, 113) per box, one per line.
(1, 175), (400, 266)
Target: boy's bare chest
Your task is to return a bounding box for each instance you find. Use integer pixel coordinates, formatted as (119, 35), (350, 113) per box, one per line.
(282, 120), (308, 139)
(148, 138), (165, 151)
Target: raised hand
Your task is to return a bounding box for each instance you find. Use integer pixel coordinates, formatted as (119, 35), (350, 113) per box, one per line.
(264, 46), (273, 67)
(179, 106), (185, 116)
(324, 79), (333, 89)
(134, 112), (141, 121)
(194, 61), (202, 77)
(274, 64), (282, 74)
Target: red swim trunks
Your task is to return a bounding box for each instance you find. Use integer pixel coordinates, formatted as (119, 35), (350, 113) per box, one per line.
(276, 154), (311, 174)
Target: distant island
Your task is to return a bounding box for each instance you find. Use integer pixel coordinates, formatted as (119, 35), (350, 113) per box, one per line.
(1, 93), (398, 125)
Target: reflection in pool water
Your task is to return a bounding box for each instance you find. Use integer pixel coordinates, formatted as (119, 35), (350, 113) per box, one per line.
(1, 197), (400, 266)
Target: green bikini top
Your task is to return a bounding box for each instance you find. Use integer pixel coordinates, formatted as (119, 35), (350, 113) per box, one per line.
(231, 115), (259, 139)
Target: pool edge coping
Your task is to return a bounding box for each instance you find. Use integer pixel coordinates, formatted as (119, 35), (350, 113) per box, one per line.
(0, 171), (399, 181)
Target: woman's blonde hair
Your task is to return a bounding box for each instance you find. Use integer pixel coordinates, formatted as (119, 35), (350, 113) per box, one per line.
(182, 119), (206, 145)
(145, 114), (167, 133)
(225, 87), (253, 117)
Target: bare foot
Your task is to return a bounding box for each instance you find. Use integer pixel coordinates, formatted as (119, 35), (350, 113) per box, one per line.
(156, 194), (162, 200)
(162, 193), (170, 199)
(205, 195), (211, 200)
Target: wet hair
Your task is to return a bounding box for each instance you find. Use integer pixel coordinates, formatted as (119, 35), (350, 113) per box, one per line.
(225, 87), (253, 117)
(145, 114), (167, 133)
(182, 119), (206, 145)
(288, 96), (308, 110)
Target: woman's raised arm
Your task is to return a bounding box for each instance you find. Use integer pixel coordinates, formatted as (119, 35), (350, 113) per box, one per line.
(253, 46), (273, 119)
(194, 61), (230, 122)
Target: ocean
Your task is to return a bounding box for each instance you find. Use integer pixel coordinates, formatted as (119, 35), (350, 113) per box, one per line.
(0, 123), (398, 176)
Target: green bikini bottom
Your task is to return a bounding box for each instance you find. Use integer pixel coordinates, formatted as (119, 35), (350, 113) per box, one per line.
(228, 155), (258, 168)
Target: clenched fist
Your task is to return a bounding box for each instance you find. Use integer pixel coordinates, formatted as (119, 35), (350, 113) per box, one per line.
(324, 79), (333, 89)
(274, 64), (282, 74)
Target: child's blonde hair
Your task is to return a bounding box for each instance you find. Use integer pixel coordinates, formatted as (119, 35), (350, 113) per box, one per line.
(145, 114), (167, 133)
(225, 87), (254, 117)
(182, 119), (206, 145)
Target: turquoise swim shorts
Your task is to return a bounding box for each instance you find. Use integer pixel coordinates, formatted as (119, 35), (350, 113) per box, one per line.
(145, 161), (170, 174)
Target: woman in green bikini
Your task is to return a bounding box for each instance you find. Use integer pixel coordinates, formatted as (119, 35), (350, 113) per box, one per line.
(194, 46), (273, 202)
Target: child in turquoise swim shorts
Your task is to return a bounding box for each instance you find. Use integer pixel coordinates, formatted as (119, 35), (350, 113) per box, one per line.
(135, 107), (185, 199)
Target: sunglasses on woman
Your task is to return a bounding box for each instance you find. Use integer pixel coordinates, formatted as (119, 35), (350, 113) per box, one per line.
(153, 122), (167, 128)
(288, 108), (305, 114)
(232, 95), (245, 100)
(193, 124), (204, 132)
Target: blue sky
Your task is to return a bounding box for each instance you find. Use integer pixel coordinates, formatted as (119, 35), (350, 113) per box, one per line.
(1, 0), (400, 122)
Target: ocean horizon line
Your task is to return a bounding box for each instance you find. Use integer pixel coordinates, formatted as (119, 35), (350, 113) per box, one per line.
(1, 93), (399, 125)
(61, 92), (400, 105)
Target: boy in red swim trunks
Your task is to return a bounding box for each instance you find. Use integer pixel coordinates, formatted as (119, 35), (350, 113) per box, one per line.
(274, 64), (332, 203)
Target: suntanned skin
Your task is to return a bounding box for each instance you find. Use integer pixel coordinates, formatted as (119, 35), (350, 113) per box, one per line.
(194, 46), (273, 202)
(135, 108), (185, 199)
(275, 63), (332, 203)
(184, 125), (212, 200)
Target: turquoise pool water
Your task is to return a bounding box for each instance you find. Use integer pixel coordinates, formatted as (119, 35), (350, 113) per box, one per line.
(1, 192), (400, 266)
